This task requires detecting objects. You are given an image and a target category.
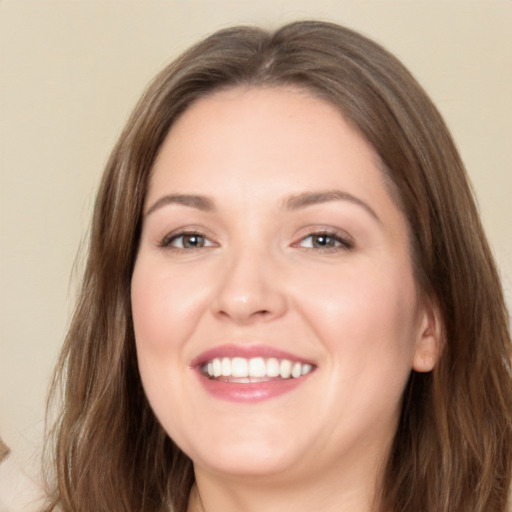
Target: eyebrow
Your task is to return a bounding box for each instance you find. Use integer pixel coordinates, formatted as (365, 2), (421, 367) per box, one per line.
(284, 190), (380, 222)
(145, 189), (380, 222)
(146, 194), (215, 216)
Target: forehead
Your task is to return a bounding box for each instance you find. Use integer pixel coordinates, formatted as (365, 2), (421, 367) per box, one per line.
(148, 86), (386, 198)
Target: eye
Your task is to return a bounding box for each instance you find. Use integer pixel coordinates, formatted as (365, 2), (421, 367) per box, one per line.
(296, 231), (354, 251)
(160, 231), (215, 250)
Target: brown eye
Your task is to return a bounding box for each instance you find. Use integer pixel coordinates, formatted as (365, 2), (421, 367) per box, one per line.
(298, 232), (353, 251)
(161, 232), (214, 249)
(310, 234), (338, 248)
(179, 234), (206, 248)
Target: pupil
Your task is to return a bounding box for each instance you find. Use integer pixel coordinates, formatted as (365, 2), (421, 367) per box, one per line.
(184, 235), (202, 247)
(314, 235), (332, 247)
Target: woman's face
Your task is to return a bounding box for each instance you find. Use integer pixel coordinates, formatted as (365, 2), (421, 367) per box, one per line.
(131, 86), (437, 486)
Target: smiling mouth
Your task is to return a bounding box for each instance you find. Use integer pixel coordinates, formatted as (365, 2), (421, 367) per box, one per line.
(201, 357), (315, 382)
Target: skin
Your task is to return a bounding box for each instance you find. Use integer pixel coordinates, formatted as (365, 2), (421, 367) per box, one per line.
(131, 86), (440, 512)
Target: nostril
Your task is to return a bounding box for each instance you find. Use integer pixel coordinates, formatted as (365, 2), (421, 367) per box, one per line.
(210, 264), (288, 323)
(216, 308), (271, 320)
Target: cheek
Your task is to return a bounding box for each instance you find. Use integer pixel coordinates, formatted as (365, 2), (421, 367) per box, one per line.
(131, 260), (209, 357)
(131, 277), (170, 361)
(131, 260), (201, 439)
(296, 255), (419, 373)
(281, 254), (421, 450)
(130, 261), (197, 413)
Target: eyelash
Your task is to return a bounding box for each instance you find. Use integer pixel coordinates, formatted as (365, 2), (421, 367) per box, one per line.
(158, 229), (354, 252)
(158, 231), (214, 250)
(294, 231), (354, 252)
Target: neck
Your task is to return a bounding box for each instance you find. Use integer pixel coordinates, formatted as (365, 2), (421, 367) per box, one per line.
(187, 459), (386, 512)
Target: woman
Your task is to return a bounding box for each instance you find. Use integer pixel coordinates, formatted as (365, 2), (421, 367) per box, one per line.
(44, 21), (512, 512)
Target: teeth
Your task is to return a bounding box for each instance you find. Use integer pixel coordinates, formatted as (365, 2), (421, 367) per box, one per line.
(231, 357), (248, 377)
(266, 358), (280, 377)
(249, 357), (266, 378)
(301, 363), (313, 376)
(203, 357), (314, 381)
(221, 357), (231, 377)
(212, 358), (222, 378)
(280, 359), (292, 379)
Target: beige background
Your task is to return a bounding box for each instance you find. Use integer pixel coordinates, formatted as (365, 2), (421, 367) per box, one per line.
(1, 1), (511, 510)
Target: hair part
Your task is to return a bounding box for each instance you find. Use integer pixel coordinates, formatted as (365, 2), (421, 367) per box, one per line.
(44, 21), (512, 512)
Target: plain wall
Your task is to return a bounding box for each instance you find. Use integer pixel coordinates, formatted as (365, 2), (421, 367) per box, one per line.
(1, 1), (511, 510)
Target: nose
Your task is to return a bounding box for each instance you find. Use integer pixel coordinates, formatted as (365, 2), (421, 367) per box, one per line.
(210, 248), (288, 325)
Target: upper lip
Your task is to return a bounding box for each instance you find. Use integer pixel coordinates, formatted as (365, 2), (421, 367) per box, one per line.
(190, 344), (316, 368)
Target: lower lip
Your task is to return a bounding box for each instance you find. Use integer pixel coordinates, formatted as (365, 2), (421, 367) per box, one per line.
(196, 373), (311, 403)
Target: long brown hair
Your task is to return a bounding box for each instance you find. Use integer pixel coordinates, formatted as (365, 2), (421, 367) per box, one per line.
(44, 21), (512, 512)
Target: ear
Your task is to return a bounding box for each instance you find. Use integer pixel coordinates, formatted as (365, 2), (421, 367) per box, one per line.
(412, 298), (443, 373)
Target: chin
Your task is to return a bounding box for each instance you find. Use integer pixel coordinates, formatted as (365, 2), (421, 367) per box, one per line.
(179, 424), (307, 479)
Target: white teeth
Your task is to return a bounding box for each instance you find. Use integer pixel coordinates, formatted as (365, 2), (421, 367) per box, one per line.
(291, 362), (302, 379)
(266, 357), (280, 377)
(204, 357), (314, 381)
(301, 363), (313, 375)
(280, 359), (292, 379)
(231, 357), (248, 377)
(249, 357), (266, 378)
(212, 358), (222, 378)
(221, 357), (231, 377)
